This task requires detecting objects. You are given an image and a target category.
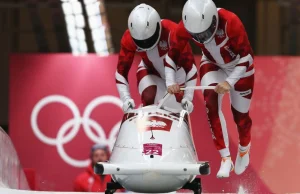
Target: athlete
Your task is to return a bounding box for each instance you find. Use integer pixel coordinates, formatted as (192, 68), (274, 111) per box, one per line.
(115, 3), (197, 113)
(166, 0), (254, 178)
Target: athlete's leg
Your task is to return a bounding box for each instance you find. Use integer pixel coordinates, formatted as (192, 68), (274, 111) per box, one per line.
(229, 74), (254, 175)
(200, 63), (229, 156)
(200, 62), (233, 178)
(137, 62), (157, 106)
(137, 61), (170, 106)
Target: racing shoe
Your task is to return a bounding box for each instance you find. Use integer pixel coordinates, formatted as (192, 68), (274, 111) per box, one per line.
(235, 143), (251, 175)
(217, 157), (234, 178)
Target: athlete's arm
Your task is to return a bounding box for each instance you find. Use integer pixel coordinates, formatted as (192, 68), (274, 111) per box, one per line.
(115, 31), (136, 102)
(177, 44), (197, 101)
(225, 14), (254, 87)
(165, 21), (192, 93)
(165, 21), (190, 86)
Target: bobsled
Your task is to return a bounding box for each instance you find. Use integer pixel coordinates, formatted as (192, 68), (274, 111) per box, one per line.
(94, 86), (215, 194)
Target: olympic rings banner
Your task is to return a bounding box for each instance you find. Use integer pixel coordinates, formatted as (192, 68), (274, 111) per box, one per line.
(9, 54), (137, 191)
(9, 54), (300, 193)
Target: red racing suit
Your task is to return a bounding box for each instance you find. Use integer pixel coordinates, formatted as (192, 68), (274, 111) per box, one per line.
(116, 19), (197, 108)
(165, 8), (254, 157)
(74, 164), (111, 192)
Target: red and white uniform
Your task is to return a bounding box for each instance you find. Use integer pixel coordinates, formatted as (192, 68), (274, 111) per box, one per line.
(116, 19), (197, 108)
(165, 9), (254, 157)
(74, 164), (111, 192)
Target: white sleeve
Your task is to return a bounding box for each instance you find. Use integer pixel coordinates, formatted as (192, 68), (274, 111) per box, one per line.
(115, 71), (132, 102)
(225, 66), (247, 87)
(183, 64), (197, 101)
(165, 54), (177, 87)
(225, 54), (253, 86)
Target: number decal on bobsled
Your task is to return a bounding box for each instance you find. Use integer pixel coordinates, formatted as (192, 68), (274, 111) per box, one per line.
(143, 143), (162, 156)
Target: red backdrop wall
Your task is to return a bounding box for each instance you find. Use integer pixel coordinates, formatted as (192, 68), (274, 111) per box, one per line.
(9, 54), (300, 193)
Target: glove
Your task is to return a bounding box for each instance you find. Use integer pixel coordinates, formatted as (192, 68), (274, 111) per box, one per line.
(181, 98), (194, 113)
(122, 98), (135, 113)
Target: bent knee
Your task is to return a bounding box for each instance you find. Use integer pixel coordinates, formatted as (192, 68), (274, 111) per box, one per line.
(141, 85), (157, 106)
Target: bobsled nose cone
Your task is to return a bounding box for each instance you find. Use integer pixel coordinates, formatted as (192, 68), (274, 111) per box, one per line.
(199, 162), (210, 175)
(94, 163), (104, 175)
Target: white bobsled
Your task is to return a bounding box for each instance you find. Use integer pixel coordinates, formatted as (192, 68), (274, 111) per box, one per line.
(94, 86), (214, 194)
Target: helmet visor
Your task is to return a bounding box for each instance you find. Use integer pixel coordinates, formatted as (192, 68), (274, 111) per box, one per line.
(188, 15), (217, 44)
(132, 22), (160, 50)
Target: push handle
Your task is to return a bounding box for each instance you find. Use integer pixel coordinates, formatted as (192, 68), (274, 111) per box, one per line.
(180, 86), (215, 91)
(157, 93), (171, 109)
(157, 86), (215, 109)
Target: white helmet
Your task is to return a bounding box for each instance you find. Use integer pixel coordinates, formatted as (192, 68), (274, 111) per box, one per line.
(128, 4), (161, 50)
(182, 0), (218, 44)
